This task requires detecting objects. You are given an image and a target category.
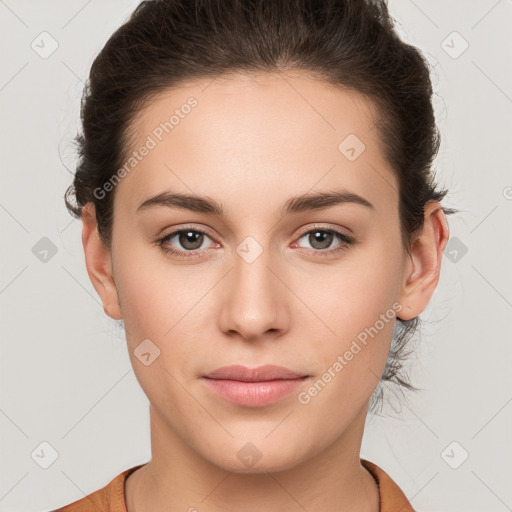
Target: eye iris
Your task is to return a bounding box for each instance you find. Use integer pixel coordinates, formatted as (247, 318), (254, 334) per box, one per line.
(179, 230), (203, 250)
(309, 230), (333, 250)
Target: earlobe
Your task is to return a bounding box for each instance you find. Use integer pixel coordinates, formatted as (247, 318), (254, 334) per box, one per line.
(397, 201), (450, 321)
(81, 203), (123, 320)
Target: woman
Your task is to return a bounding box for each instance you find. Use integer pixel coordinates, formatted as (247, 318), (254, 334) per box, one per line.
(56, 0), (456, 510)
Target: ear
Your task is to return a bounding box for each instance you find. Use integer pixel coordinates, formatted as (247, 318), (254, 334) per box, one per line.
(81, 202), (123, 320)
(397, 201), (450, 321)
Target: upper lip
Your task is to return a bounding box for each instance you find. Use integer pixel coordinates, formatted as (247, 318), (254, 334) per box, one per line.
(203, 365), (308, 382)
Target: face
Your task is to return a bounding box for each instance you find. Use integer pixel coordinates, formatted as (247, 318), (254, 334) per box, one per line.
(85, 70), (438, 474)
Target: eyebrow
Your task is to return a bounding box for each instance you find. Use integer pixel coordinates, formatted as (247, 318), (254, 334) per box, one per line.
(136, 188), (375, 218)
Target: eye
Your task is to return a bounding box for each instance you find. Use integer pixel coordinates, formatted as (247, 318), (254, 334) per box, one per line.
(155, 224), (355, 260)
(293, 226), (354, 256)
(156, 227), (217, 259)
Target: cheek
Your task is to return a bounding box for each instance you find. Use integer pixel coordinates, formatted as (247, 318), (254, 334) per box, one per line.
(303, 244), (400, 337)
(113, 248), (210, 384)
(116, 261), (200, 414)
(113, 241), (201, 335)
(294, 286), (396, 423)
(293, 245), (402, 397)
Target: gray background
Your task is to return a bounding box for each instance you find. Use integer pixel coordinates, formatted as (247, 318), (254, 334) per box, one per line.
(1, 1), (511, 511)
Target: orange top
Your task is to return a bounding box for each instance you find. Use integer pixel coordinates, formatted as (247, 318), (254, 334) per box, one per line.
(53, 459), (414, 511)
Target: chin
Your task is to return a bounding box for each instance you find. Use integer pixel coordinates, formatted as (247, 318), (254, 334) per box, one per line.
(204, 439), (310, 475)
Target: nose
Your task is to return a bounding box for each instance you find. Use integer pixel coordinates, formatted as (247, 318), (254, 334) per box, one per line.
(217, 249), (289, 342)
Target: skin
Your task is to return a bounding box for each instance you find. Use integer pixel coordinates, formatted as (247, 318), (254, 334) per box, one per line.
(81, 70), (449, 512)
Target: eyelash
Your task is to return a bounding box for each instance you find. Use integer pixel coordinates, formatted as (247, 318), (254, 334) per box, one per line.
(155, 224), (355, 260)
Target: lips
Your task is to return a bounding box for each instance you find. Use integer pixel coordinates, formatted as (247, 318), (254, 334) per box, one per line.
(203, 364), (307, 382)
(202, 364), (310, 407)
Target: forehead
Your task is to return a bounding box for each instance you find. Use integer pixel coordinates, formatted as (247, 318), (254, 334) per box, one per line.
(114, 71), (398, 217)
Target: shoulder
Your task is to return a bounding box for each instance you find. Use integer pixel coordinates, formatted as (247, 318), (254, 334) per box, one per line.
(361, 458), (416, 512)
(52, 464), (145, 512)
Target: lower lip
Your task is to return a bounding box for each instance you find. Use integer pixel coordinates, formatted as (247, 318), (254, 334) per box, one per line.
(202, 377), (310, 407)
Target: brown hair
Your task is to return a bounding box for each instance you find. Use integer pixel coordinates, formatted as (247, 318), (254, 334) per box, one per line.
(64, 0), (457, 414)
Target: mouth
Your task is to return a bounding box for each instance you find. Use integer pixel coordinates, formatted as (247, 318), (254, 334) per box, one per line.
(202, 365), (311, 407)
(203, 364), (309, 382)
